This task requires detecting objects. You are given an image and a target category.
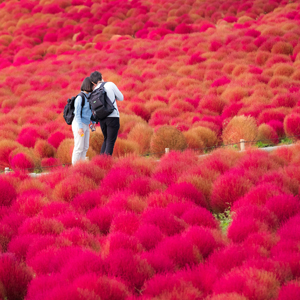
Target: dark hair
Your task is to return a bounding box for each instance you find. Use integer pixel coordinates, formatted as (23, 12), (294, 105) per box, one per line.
(81, 77), (93, 92)
(90, 71), (102, 84)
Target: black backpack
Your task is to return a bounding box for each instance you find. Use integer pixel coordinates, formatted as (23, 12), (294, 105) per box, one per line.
(63, 92), (87, 125)
(88, 82), (115, 121)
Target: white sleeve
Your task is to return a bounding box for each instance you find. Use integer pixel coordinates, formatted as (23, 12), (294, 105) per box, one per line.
(105, 82), (124, 102)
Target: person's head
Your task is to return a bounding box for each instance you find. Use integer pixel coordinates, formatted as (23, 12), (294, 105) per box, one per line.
(90, 71), (102, 86)
(81, 77), (93, 93)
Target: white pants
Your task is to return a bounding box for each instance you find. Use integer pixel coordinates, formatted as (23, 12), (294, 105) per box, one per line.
(72, 122), (90, 165)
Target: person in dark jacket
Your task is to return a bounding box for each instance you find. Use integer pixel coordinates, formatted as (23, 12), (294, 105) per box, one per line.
(90, 71), (124, 155)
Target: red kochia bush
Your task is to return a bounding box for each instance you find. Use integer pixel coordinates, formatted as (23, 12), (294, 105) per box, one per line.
(47, 131), (66, 149)
(211, 169), (253, 213)
(165, 182), (208, 209)
(106, 249), (153, 290)
(60, 251), (106, 281)
(72, 274), (129, 300)
(227, 217), (269, 243)
(208, 244), (264, 274)
(154, 234), (201, 269)
(10, 152), (35, 170)
(232, 183), (284, 209)
(134, 224), (163, 251)
(266, 194), (300, 224)
(86, 207), (113, 235)
(110, 211), (140, 235)
(0, 253), (33, 300)
(27, 246), (83, 275)
(181, 207), (218, 229)
(212, 266), (280, 300)
(184, 226), (220, 258)
(284, 113), (300, 139)
(277, 281), (300, 300)
(71, 189), (105, 213)
(0, 177), (17, 206)
(141, 207), (186, 236)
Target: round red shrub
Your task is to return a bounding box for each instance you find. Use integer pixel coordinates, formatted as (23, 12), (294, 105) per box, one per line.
(106, 249), (153, 290)
(211, 169), (253, 213)
(0, 177), (17, 206)
(0, 253), (33, 300)
(166, 182), (208, 209)
(284, 113), (300, 139)
(181, 207), (218, 229)
(86, 207), (113, 235)
(10, 153), (35, 170)
(184, 226), (220, 258)
(277, 281), (300, 300)
(110, 211), (140, 235)
(47, 131), (66, 149)
(134, 224), (163, 251)
(154, 234), (201, 269)
(141, 207), (186, 236)
(266, 194), (300, 224)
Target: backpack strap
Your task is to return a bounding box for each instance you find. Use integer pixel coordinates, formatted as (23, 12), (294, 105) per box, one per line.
(99, 82), (116, 107)
(78, 92), (86, 118)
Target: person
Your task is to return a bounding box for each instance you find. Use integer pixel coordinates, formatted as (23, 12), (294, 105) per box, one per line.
(72, 77), (94, 165)
(90, 71), (124, 155)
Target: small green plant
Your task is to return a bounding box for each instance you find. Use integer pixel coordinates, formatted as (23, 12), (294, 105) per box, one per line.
(256, 141), (271, 148)
(213, 207), (234, 233)
(280, 137), (293, 145)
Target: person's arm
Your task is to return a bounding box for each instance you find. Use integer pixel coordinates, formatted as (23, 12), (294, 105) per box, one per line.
(74, 95), (83, 129)
(106, 82), (124, 101)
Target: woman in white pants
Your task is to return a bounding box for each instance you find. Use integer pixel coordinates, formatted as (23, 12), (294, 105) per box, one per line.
(72, 77), (94, 165)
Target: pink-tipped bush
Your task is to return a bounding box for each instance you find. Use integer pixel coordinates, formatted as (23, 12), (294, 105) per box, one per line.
(18, 216), (64, 236)
(71, 188), (106, 213)
(284, 113), (300, 140)
(181, 207), (218, 229)
(233, 183), (285, 209)
(165, 182), (208, 209)
(134, 224), (163, 251)
(27, 246), (83, 275)
(208, 244), (264, 274)
(86, 207), (113, 235)
(110, 211), (140, 235)
(277, 281), (300, 300)
(211, 169), (253, 213)
(10, 152), (35, 170)
(184, 226), (221, 258)
(212, 266), (280, 300)
(106, 249), (153, 291)
(0, 253), (33, 300)
(0, 177), (17, 206)
(141, 207), (186, 236)
(47, 131), (66, 149)
(154, 234), (201, 269)
(266, 194), (300, 224)
(72, 274), (130, 300)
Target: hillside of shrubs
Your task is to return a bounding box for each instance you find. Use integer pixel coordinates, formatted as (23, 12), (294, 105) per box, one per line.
(1, 0), (300, 299)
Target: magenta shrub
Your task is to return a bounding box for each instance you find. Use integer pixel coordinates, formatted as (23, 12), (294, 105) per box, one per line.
(166, 182), (208, 209)
(86, 207), (113, 235)
(277, 281), (300, 300)
(110, 211), (140, 235)
(134, 224), (163, 250)
(0, 177), (17, 206)
(0, 253), (33, 300)
(266, 194), (300, 224)
(181, 207), (218, 228)
(141, 207), (186, 236)
(154, 234), (201, 269)
(184, 226), (219, 258)
(106, 249), (153, 290)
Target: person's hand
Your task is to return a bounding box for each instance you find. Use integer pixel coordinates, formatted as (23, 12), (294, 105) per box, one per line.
(78, 128), (84, 136)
